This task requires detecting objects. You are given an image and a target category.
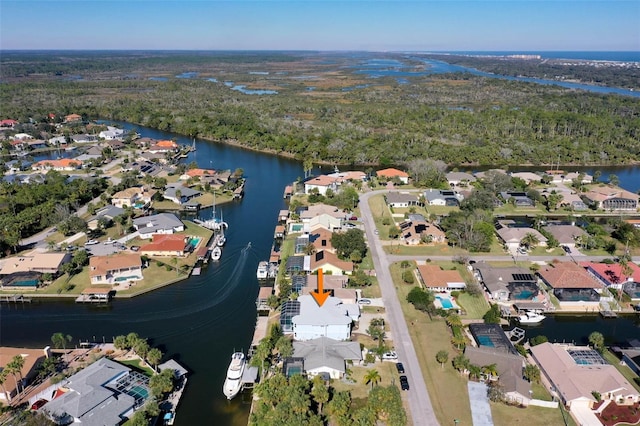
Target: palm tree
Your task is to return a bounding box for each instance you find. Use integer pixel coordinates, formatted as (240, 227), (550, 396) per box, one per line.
(451, 334), (466, 350)
(452, 354), (469, 375)
(303, 243), (316, 256)
(521, 232), (540, 250)
(0, 371), (9, 401)
(446, 313), (462, 328)
(436, 350), (449, 369)
(482, 363), (498, 381)
(311, 375), (329, 415)
(468, 364), (483, 381)
(51, 332), (72, 350)
(363, 369), (381, 389)
(146, 348), (163, 372)
(524, 364), (541, 384)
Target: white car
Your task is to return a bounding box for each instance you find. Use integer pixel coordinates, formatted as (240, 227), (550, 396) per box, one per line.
(84, 240), (99, 246)
(358, 298), (372, 305)
(382, 351), (398, 360)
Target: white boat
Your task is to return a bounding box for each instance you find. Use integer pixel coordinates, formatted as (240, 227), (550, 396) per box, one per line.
(517, 311), (546, 325)
(256, 261), (268, 279)
(223, 352), (245, 400)
(211, 246), (222, 261)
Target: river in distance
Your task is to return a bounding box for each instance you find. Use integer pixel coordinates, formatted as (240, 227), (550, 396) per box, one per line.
(3, 122), (640, 424)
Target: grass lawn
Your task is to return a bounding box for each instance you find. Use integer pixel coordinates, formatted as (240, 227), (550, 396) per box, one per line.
(390, 262), (474, 425)
(332, 362), (400, 400)
(490, 401), (577, 426)
(457, 292), (490, 319)
(384, 244), (469, 256)
(118, 358), (155, 376)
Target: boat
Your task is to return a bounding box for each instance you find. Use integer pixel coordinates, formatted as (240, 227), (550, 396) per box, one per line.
(217, 212), (226, 246)
(211, 246), (222, 261)
(223, 352), (246, 400)
(517, 311), (546, 325)
(256, 261), (269, 279)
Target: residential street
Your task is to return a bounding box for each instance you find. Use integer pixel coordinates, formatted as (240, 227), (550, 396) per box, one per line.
(359, 190), (439, 426)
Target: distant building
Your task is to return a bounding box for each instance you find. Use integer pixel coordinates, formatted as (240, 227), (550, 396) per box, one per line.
(583, 186), (638, 211)
(89, 253), (143, 285)
(133, 213), (184, 237)
(376, 168), (409, 184)
(304, 175), (342, 195)
(0, 347), (47, 402)
(473, 261), (539, 302)
(537, 262), (603, 307)
(445, 171), (476, 187)
(385, 192), (419, 208)
(140, 234), (187, 257)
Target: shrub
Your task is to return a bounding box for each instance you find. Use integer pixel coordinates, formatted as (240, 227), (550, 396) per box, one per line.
(402, 270), (415, 284)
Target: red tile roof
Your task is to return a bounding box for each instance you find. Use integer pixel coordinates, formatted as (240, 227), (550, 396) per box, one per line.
(376, 168), (409, 178)
(582, 261), (640, 285)
(416, 264), (464, 288)
(140, 234), (186, 253)
(186, 168), (216, 177)
(538, 262), (603, 289)
(89, 253), (142, 278)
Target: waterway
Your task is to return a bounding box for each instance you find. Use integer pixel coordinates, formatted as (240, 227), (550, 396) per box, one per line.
(1, 123), (302, 426)
(3, 122), (640, 425)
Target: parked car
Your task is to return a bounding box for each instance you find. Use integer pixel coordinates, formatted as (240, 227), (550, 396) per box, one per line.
(357, 298), (372, 305)
(349, 216), (358, 221)
(382, 351), (398, 360)
(343, 223), (357, 229)
(562, 245), (571, 253)
(395, 362), (405, 374)
(84, 240), (99, 246)
(103, 238), (114, 245)
(131, 246), (140, 252)
(374, 229), (379, 235)
(31, 399), (48, 410)
(399, 375), (410, 391)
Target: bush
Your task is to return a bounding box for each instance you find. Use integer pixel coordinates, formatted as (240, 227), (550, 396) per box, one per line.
(402, 270), (414, 284)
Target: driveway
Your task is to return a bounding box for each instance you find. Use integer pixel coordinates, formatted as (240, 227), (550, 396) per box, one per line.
(359, 190), (438, 426)
(468, 381), (494, 426)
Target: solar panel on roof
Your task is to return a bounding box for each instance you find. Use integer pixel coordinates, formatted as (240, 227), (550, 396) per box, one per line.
(512, 273), (535, 281)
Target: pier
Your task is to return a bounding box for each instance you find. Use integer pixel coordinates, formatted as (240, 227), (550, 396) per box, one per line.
(75, 287), (112, 303)
(158, 359), (189, 426)
(0, 294), (32, 303)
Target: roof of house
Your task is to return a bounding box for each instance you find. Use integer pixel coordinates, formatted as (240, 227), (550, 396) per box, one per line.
(376, 168), (409, 178)
(94, 205), (125, 219)
(538, 262), (603, 289)
(0, 253), (69, 275)
(416, 264), (465, 288)
(311, 250), (354, 273)
(584, 186), (638, 202)
(386, 192), (418, 204)
(33, 158), (82, 169)
(542, 225), (587, 245)
(293, 337), (362, 373)
(464, 346), (529, 395)
(0, 347), (46, 396)
(185, 168), (216, 178)
(156, 140), (178, 148)
(474, 261), (536, 294)
(133, 213), (183, 234)
(299, 204), (344, 220)
(327, 171), (367, 181)
(496, 227), (547, 244)
(292, 295), (355, 327)
(305, 274), (349, 290)
(89, 253), (142, 278)
(308, 228), (335, 252)
(424, 189), (446, 202)
(446, 171), (476, 182)
(530, 343), (638, 404)
(112, 187), (143, 200)
(305, 175), (341, 187)
(510, 172), (543, 183)
(163, 185), (201, 199)
(43, 358), (138, 426)
(140, 234), (186, 253)
(582, 261), (640, 285)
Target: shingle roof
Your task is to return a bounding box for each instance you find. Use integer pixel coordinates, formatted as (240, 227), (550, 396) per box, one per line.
(293, 337), (361, 373)
(292, 295), (354, 327)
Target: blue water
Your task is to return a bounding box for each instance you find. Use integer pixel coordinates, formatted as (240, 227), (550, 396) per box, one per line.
(354, 56), (640, 98)
(477, 336), (496, 347)
(432, 51), (640, 62)
(176, 72), (198, 79)
(230, 85), (278, 95)
(436, 296), (454, 309)
(148, 77), (168, 82)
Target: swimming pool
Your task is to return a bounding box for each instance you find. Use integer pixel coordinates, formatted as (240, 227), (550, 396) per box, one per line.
(477, 336), (496, 347)
(291, 224), (303, 232)
(187, 237), (201, 250)
(436, 296), (454, 309)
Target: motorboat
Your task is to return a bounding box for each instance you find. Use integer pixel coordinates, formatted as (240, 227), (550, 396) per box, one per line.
(211, 246), (222, 261)
(223, 352), (246, 399)
(217, 230), (226, 247)
(256, 261), (268, 279)
(517, 311), (546, 325)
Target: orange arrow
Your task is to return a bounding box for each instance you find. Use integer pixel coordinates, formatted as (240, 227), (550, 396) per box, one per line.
(311, 269), (330, 307)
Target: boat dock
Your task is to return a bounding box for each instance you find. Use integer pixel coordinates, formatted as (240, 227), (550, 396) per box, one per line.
(75, 287), (112, 304)
(158, 359), (189, 426)
(191, 267), (201, 276)
(0, 294), (32, 303)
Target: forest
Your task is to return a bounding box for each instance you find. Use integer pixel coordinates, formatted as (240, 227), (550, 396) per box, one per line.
(1, 51), (639, 168)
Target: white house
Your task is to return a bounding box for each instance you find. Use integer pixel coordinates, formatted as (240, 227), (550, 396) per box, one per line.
(304, 175), (342, 195)
(292, 337), (362, 379)
(132, 213), (184, 238)
(292, 295), (359, 341)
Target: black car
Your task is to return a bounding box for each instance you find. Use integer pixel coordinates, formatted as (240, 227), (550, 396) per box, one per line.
(562, 245), (571, 253)
(399, 375), (410, 391)
(395, 362), (405, 374)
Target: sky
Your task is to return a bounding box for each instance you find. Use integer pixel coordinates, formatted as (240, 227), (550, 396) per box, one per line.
(1, 1), (639, 51)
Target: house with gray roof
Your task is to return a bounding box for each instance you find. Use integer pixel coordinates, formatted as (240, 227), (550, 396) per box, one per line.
(542, 225), (587, 247)
(473, 261), (539, 302)
(42, 358), (150, 426)
(292, 337), (362, 379)
(163, 185), (201, 205)
(465, 346), (531, 406)
(292, 295), (359, 341)
(133, 213), (184, 237)
(424, 189), (463, 206)
(385, 192), (419, 208)
(446, 171), (476, 187)
(87, 205), (125, 230)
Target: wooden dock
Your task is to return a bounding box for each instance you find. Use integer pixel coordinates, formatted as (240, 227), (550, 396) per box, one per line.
(600, 310), (618, 318)
(191, 267), (201, 276)
(0, 294), (32, 303)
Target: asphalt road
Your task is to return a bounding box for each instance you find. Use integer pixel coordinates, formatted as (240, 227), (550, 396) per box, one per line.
(359, 190), (440, 426)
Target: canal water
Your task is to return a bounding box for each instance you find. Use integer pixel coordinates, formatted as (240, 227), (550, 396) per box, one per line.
(1, 123), (302, 426)
(3, 122), (640, 424)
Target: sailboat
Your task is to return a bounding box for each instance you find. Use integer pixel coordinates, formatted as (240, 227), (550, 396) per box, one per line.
(217, 211), (226, 246)
(211, 245), (222, 261)
(191, 138), (196, 152)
